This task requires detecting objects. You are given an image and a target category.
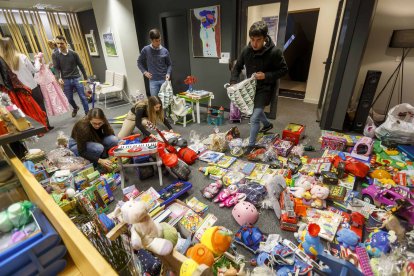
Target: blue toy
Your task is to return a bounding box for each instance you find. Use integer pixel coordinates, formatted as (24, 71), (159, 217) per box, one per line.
(317, 252), (364, 276)
(234, 224), (266, 254)
(207, 106), (224, 126)
(300, 223), (324, 259)
(336, 228), (360, 250)
(364, 230), (393, 257)
(276, 256), (313, 276)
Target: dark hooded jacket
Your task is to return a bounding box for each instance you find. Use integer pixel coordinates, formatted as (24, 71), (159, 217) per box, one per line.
(230, 35), (288, 108)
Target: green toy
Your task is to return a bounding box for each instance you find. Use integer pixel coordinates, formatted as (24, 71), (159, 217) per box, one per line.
(373, 141), (407, 170)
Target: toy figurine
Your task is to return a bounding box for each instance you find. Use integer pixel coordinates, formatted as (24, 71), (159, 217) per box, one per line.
(310, 185), (329, 209)
(337, 228), (360, 250)
(299, 223), (324, 259)
(364, 229), (395, 257)
(219, 193), (246, 208)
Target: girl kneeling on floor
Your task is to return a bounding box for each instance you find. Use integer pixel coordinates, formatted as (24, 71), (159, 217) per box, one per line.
(69, 108), (119, 169)
(118, 96), (173, 139)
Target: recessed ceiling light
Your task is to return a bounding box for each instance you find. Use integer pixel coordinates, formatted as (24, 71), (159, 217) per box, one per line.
(33, 3), (63, 10)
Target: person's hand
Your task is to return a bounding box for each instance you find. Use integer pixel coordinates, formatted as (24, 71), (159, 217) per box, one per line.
(58, 78), (64, 85)
(255, 72), (265, 80)
(166, 75), (170, 81)
(144, 71), (152, 79)
(98, 158), (112, 169)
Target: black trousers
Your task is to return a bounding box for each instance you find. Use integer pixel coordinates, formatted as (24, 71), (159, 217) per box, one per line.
(31, 86), (51, 128)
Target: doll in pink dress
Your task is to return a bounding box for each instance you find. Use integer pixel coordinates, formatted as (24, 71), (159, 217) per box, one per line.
(34, 52), (69, 116)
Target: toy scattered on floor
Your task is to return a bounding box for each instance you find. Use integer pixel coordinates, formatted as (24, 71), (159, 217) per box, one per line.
(280, 190), (299, 232)
(229, 102), (242, 123)
(207, 106), (224, 126)
(234, 224), (266, 253)
(232, 201), (259, 226)
(297, 223), (324, 258)
(202, 181), (223, 200)
(336, 228), (360, 250)
(282, 123), (305, 145)
(262, 175), (287, 219)
(364, 229), (395, 257)
(351, 136), (374, 161)
(158, 181), (192, 206)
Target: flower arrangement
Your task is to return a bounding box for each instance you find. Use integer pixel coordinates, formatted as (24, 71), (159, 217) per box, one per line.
(184, 76), (197, 92)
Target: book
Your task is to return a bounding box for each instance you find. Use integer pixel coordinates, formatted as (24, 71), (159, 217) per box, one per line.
(154, 209), (172, 223)
(149, 205), (165, 218)
(136, 187), (161, 211)
(215, 156), (237, 168)
(194, 213), (218, 242)
(247, 163), (269, 181)
(230, 160), (256, 176)
(166, 202), (189, 226)
(198, 151), (225, 163)
(178, 209), (203, 238)
(186, 197), (209, 215)
(305, 209), (343, 242)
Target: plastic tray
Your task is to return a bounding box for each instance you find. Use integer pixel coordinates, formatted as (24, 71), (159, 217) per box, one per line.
(158, 181), (192, 206)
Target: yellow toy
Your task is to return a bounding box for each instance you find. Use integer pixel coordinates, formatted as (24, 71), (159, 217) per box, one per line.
(371, 169), (392, 179)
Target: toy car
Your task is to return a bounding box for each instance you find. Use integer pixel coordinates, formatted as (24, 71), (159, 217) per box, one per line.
(362, 184), (414, 225)
(280, 190), (299, 231)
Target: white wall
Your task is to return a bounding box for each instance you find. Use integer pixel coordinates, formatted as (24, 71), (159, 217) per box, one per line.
(92, 0), (145, 96)
(246, 0), (339, 104)
(247, 3), (280, 44)
(351, 0), (414, 115)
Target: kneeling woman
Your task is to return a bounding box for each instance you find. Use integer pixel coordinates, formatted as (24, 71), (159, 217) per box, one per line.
(118, 96), (173, 139)
(69, 108), (119, 168)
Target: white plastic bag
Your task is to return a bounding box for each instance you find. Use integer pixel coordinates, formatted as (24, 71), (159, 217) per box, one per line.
(158, 80), (173, 108)
(224, 74), (256, 115)
(363, 116), (376, 138)
(375, 103), (414, 144)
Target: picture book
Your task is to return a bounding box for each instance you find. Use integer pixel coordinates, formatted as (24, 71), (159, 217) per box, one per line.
(230, 160), (256, 176)
(186, 197), (209, 215)
(305, 209), (343, 242)
(165, 202), (189, 226)
(178, 209), (203, 238)
(338, 175), (356, 190)
(247, 163), (269, 181)
(215, 156), (237, 168)
(154, 209), (172, 223)
(136, 187), (160, 211)
(194, 213), (218, 242)
(198, 151), (225, 163)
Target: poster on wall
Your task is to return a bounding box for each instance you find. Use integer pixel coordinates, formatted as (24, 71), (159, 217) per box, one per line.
(262, 16), (279, 44)
(190, 5), (221, 58)
(102, 33), (118, 57)
(85, 34), (99, 56)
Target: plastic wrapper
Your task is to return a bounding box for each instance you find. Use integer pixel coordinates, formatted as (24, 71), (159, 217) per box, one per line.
(229, 138), (248, 157)
(47, 147), (75, 165)
(55, 156), (90, 172)
(372, 244), (412, 276)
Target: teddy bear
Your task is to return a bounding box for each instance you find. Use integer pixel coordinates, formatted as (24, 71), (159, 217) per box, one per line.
(117, 200), (178, 256)
(290, 175), (317, 198)
(336, 228), (360, 250)
(310, 185), (329, 208)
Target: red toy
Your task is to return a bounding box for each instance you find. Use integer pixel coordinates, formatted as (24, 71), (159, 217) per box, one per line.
(350, 212), (365, 240)
(282, 123), (305, 145)
(280, 190), (298, 231)
(333, 155), (369, 178)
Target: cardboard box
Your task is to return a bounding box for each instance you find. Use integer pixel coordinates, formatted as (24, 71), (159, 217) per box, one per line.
(282, 123), (305, 145)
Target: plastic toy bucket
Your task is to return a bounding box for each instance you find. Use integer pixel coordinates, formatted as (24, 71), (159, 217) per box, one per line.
(308, 223), (320, 237)
(366, 211), (384, 232)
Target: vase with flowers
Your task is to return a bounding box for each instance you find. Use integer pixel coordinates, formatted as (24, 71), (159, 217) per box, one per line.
(184, 76), (197, 92)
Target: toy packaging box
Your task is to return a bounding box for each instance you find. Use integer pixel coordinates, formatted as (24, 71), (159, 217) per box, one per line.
(321, 135), (347, 151)
(273, 139), (294, 157)
(282, 123), (305, 145)
(177, 209), (203, 238)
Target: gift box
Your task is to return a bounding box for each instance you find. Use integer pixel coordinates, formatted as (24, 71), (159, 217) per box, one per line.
(321, 135), (347, 151)
(282, 123), (305, 145)
(273, 139), (294, 157)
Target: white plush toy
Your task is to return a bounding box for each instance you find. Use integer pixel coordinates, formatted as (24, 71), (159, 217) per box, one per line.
(117, 200), (177, 256)
(290, 175), (316, 198)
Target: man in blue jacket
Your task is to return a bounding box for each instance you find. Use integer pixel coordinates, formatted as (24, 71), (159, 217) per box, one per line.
(230, 21), (288, 153)
(138, 29), (172, 96)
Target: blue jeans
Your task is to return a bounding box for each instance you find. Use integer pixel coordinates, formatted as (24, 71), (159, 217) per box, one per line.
(63, 77), (89, 113)
(69, 135), (119, 162)
(249, 107), (271, 146)
(149, 80), (165, 96)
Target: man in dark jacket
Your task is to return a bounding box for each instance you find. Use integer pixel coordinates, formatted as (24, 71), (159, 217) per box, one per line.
(230, 21), (288, 152)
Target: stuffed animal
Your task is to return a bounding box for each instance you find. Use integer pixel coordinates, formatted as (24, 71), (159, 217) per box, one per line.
(300, 223), (324, 259)
(214, 185), (238, 203)
(365, 229), (395, 257)
(291, 175), (316, 198)
(336, 228), (360, 250)
(202, 180), (223, 200)
(382, 214), (406, 242)
(117, 200), (178, 256)
(310, 185), (329, 208)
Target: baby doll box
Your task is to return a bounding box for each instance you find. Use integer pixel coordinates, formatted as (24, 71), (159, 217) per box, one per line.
(282, 123), (305, 145)
(0, 208), (67, 275)
(321, 135), (347, 151)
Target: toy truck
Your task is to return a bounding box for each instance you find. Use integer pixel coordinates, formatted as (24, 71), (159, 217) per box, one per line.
(280, 190), (299, 231)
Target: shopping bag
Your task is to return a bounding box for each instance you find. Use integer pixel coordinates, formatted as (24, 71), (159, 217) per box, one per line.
(375, 103), (414, 144)
(158, 80), (173, 108)
(224, 74), (256, 115)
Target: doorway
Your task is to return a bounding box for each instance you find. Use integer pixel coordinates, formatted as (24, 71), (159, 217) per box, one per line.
(160, 11), (191, 93)
(281, 9), (319, 99)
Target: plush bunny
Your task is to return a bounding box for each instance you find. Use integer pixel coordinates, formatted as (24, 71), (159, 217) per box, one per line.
(117, 200), (178, 256)
(310, 185), (329, 208)
(291, 175), (316, 198)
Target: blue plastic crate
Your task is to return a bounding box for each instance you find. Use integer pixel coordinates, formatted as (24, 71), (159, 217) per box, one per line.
(158, 181), (192, 206)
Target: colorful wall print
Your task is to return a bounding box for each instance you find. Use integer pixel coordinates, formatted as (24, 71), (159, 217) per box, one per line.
(190, 5), (221, 58)
(262, 16), (279, 44)
(102, 32), (118, 57)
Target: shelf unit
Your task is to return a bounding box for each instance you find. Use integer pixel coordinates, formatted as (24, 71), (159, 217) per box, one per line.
(2, 144), (116, 275)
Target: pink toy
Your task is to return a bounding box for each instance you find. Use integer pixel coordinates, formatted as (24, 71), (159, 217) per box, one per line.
(291, 175), (317, 198)
(219, 193), (246, 207)
(232, 201), (259, 226)
(310, 185), (329, 209)
(202, 181), (223, 200)
(213, 184), (238, 203)
(351, 136), (374, 161)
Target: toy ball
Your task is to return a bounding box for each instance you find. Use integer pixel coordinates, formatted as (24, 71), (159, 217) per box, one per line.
(371, 169), (392, 179)
(65, 188), (76, 198)
(186, 243), (214, 266)
(232, 201), (259, 226)
(180, 258), (198, 276)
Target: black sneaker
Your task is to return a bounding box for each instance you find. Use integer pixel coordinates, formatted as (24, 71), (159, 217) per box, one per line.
(47, 126), (54, 131)
(72, 107), (79, 118)
(244, 146), (255, 155)
(260, 123), (273, 133)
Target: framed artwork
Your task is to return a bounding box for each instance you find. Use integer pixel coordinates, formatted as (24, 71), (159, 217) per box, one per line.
(85, 34), (99, 56)
(102, 32), (118, 57)
(262, 16), (279, 44)
(190, 5), (221, 58)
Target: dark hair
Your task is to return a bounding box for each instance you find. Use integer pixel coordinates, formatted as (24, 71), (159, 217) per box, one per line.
(149, 29), (161, 40)
(87, 108), (110, 125)
(55, 35), (66, 42)
(249, 21), (268, 38)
